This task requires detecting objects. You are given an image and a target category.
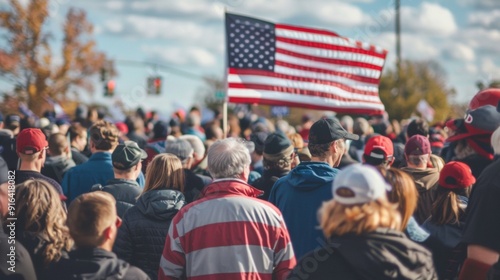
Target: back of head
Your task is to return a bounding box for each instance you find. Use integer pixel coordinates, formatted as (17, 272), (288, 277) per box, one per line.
(363, 135), (394, 168)
(16, 179), (72, 263)
(263, 132), (294, 170)
(153, 120), (170, 139)
(48, 133), (69, 156)
(16, 128), (48, 162)
(144, 153), (185, 194)
(89, 121), (119, 151)
(67, 192), (116, 248)
(404, 135), (431, 168)
(186, 113), (201, 127)
(67, 123), (86, 142)
(353, 117), (370, 136)
(207, 138), (251, 179)
(407, 118), (429, 138)
(165, 138), (194, 163)
(180, 134), (206, 160)
(321, 164), (400, 237)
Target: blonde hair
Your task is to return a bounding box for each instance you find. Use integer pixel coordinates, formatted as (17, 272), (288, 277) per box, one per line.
(67, 192), (116, 248)
(430, 188), (469, 225)
(320, 198), (401, 237)
(384, 168), (418, 230)
(430, 155), (445, 172)
(143, 153), (185, 194)
(16, 179), (73, 265)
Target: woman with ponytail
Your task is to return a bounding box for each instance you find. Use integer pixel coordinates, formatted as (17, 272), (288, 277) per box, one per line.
(422, 161), (476, 280)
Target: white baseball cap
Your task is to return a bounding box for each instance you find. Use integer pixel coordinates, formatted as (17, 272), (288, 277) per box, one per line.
(332, 164), (391, 205)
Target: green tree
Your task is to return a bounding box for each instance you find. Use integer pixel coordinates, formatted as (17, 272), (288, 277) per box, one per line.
(379, 60), (456, 121)
(0, 0), (111, 115)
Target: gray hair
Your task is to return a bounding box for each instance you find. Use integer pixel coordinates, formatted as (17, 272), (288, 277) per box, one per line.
(207, 138), (251, 179)
(180, 134), (206, 160)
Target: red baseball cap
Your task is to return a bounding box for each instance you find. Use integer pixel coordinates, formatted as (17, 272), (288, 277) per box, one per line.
(404, 135), (431, 156)
(439, 161), (476, 189)
(469, 88), (500, 110)
(364, 135), (394, 160)
(16, 128), (48, 155)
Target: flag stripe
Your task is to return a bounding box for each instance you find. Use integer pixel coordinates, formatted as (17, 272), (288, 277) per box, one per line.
(275, 23), (342, 38)
(277, 53), (381, 78)
(228, 95), (384, 115)
(274, 61), (380, 84)
(227, 89), (383, 109)
(228, 82), (383, 104)
(276, 37), (387, 60)
(276, 46), (384, 70)
(273, 65), (378, 92)
(228, 68), (378, 94)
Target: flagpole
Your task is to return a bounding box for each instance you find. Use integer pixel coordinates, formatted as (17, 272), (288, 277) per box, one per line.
(222, 7), (228, 139)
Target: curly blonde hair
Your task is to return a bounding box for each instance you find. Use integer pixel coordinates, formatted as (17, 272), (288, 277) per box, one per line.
(320, 198), (401, 237)
(16, 179), (73, 266)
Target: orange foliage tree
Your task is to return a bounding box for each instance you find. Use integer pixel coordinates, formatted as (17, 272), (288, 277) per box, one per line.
(0, 0), (110, 115)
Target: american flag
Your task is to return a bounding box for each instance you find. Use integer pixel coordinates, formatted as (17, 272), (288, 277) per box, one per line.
(225, 13), (387, 115)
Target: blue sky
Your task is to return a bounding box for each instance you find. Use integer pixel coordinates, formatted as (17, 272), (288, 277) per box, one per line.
(2, 0), (500, 116)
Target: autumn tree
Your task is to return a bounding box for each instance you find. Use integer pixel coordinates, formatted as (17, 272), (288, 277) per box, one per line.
(379, 60), (456, 121)
(0, 0), (111, 115)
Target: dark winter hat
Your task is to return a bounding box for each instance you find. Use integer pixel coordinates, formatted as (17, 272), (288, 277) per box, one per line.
(112, 141), (147, 170)
(153, 121), (170, 139)
(250, 131), (269, 154)
(264, 132), (293, 156)
(439, 161), (476, 189)
(165, 138), (193, 161)
(309, 118), (359, 145)
(404, 135), (431, 156)
(5, 114), (21, 128)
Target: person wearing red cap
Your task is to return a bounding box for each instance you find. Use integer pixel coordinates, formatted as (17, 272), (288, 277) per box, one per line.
(362, 135), (394, 170)
(15, 128), (66, 201)
(402, 135), (439, 224)
(422, 161), (476, 280)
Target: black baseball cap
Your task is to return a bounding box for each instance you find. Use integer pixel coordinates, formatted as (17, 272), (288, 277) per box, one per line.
(309, 118), (359, 144)
(112, 141), (147, 170)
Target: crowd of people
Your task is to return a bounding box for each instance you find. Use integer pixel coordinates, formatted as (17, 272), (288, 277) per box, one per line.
(1, 88), (500, 279)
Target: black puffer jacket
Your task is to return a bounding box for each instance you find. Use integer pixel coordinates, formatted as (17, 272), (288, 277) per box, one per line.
(91, 179), (142, 218)
(113, 188), (185, 280)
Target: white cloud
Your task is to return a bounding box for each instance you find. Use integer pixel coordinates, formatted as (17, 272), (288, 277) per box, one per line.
(102, 15), (223, 52)
(400, 3), (457, 36)
(442, 43), (476, 62)
(480, 59), (500, 78)
(461, 28), (500, 54)
(469, 10), (500, 29)
(105, 1), (124, 11)
(312, 1), (367, 27)
(142, 45), (217, 67)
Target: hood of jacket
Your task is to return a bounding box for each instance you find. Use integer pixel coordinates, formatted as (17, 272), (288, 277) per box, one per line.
(45, 155), (75, 173)
(331, 228), (437, 280)
(401, 167), (439, 192)
(137, 189), (185, 220)
(285, 161), (338, 191)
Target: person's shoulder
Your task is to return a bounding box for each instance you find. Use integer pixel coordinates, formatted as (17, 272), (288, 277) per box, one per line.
(125, 264), (150, 280)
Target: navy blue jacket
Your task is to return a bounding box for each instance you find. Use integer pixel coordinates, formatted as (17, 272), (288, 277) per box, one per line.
(268, 161), (338, 259)
(113, 189), (185, 280)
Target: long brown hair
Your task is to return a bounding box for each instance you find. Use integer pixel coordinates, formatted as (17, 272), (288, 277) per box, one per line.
(143, 153), (185, 194)
(384, 168), (418, 230)
(320, 199), (401, 237)
(430, 187), (469, 225)
(16, 179), (73, 265)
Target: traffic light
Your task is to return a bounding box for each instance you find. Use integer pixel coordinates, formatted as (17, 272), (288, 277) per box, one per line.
(154, 77), (162, 95)
(147, 76), (162, 95)
(104, 80), (115, 97)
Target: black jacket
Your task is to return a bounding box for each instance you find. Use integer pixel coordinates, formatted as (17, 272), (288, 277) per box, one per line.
(71, 147), (88, 165)
(51, 247), (149, 280)
(251, 169), (289, 201)
(113, 189), (185, 280)
(92, 179), (142, 218)
(0, 225), (37, 280)
(184, 169), (211, 203)
(288, 228), (437, 280)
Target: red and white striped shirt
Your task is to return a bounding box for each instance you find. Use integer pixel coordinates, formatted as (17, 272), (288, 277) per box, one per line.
(158, 179), (296, 280)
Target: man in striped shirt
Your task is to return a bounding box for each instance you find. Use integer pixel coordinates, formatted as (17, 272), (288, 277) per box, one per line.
(159, 138), (296, 280)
